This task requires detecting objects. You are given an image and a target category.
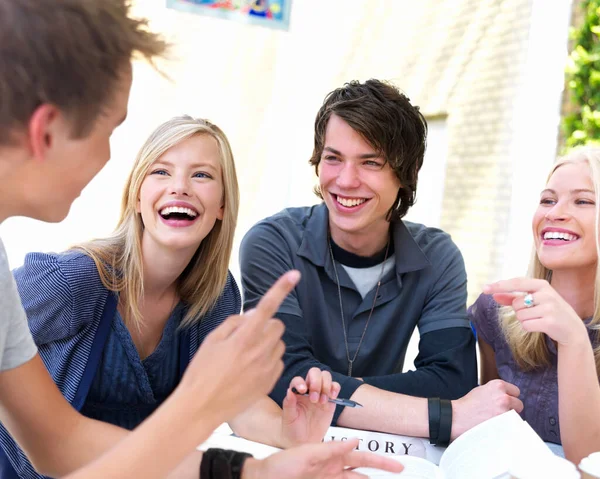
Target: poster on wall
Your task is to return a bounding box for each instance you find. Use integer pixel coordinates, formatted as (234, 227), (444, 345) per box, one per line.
(166, 0), (292, 31)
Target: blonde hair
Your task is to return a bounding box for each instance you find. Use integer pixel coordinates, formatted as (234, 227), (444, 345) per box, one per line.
(500, 146), (600, 370)
(74, 115), (239, 328)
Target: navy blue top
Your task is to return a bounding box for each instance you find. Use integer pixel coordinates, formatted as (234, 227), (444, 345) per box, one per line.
(240, 204), (476, 424)
(0, 250), (240, 479)
(80, 307), (181, 430)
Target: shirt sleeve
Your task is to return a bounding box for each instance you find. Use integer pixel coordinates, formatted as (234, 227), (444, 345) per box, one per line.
(468, 293), (501, 348)
(358, 234), (476, 398)
(361, 327), (477, 399)
(417, 236), (471, 335)
(0, 242), (37, 371)
(240, 221), (303, 316)
(13, 252), (91, 345)
(240, 223), (363, 425)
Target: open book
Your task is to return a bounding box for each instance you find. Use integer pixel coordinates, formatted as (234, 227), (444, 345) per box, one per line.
(330, 410), (569, 479)
(197, 411), (573, 479)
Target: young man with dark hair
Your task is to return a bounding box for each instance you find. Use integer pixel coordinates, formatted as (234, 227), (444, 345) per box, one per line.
(241, 79), (524, 445)
(0, 3), (403, 478)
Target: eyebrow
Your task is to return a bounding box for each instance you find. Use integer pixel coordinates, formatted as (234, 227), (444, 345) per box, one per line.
(541, 188), (595, 195)
(323, 146), (381, 160)
(153, 159), (218, 171)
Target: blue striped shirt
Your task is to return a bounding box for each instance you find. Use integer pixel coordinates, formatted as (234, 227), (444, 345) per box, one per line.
(0, 250), (240, 478)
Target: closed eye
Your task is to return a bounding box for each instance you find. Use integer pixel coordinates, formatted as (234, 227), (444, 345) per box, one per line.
(323, 155), (340, 162)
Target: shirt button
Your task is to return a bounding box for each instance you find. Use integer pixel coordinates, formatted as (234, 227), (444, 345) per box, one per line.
(549, 417), (556, 426)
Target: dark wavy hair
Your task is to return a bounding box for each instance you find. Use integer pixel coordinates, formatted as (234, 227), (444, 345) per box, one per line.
(309, 79), (428, 221)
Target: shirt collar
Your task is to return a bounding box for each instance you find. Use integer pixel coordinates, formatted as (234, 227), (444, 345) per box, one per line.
(297, 203), (431, 276)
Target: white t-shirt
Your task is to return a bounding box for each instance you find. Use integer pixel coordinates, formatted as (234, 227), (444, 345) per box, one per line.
(0, 239), (37, 371)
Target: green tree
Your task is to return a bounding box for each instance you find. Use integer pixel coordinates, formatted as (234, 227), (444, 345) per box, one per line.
(563, 0), (600, 148)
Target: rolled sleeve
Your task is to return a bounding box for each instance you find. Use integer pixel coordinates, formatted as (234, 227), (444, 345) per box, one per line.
(417, 239), (470, 335)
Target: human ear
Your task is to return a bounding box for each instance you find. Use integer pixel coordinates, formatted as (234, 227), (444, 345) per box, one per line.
(28, 104), (62, 161)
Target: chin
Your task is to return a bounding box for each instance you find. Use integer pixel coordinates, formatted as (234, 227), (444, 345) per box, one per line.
(34, 204), (71, 223)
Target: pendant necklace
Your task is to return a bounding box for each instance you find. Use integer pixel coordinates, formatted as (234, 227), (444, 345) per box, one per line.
(327, 237), (391, 377)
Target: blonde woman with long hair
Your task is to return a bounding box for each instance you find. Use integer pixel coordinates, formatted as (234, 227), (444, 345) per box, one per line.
(470, 146), (600, 464)
(0, 116), (394, 479)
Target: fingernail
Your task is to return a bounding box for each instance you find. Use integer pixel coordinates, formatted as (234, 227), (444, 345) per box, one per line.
(321, 393), (328, 404)
(287, 270), (301, 284)
(310, 391), (319, 402)
(331, 389), (339, 399)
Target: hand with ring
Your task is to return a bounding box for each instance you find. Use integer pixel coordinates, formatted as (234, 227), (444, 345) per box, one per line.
(483, 278), (588, 348)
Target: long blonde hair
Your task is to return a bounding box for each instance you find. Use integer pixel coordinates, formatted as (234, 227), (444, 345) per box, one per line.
(500, 146), (600, 371)
(74, 115), (239, 328)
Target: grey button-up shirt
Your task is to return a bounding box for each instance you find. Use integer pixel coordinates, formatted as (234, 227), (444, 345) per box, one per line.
(240, 204), (476, 422)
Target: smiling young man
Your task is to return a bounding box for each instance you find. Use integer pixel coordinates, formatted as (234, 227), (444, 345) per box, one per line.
(240, 79), (524, 443)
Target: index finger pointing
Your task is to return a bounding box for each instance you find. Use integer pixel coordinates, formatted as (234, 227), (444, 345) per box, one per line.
(245, 270), (300, 327)
(483, 278), (547, 295)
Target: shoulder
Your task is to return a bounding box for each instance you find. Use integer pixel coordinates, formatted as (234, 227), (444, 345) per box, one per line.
(11, 251), (109, 343)
(15, 250), (103, 293)
(242, 205), (320, 246)
(468, 293), (502, 342)
(216, 270), (241, 313)
(469, 292), (499, 318)
(403, 221), (461, 258)
(17, 249), (98, 277)
(401, 221), (465, 280)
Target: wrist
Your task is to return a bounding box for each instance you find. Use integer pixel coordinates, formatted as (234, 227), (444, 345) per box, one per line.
(449, 400), (461, 441)
(275, 416), (292, 449)
(241, 458), (263, 479)
(558, 332), (593, 354)
(558, 326), (590, 350)
(171, 384), (222, 432)
(427, 397), (452, 446)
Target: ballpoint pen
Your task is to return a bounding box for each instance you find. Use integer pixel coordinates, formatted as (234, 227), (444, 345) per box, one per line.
(291, 387), (363, 408)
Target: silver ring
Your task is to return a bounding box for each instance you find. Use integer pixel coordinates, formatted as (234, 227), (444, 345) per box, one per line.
(523, 293), (535, 308)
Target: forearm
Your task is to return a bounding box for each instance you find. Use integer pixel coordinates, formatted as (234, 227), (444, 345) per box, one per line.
(42, 416), (127, 476)
(229, 396), (284, 448)
(337, 383), (430, 438)
(558, 339), (600, 464)
(364, 328), (476, 398)
(164, 450), (263, 479)
(0, 356), (128, 476)
(66, 384), (221, 479)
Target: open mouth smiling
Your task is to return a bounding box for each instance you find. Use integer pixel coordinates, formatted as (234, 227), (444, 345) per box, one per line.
(159, 205), (199, 223)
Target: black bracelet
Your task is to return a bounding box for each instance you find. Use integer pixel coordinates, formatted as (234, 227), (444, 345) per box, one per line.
(427, 397), (441, 444)
(200, 448), (253, 479)
(437, 399), (453, 447)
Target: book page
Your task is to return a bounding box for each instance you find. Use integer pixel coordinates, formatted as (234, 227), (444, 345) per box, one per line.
(356, 455), (445, 479)
(325, 426), (445, 465)
(438, 410), (552, 479)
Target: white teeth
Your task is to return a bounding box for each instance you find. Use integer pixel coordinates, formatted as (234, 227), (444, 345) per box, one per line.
(336, 196), (367, 207)
(160, 206), (198, 217)
(543, 231), (578, 241)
